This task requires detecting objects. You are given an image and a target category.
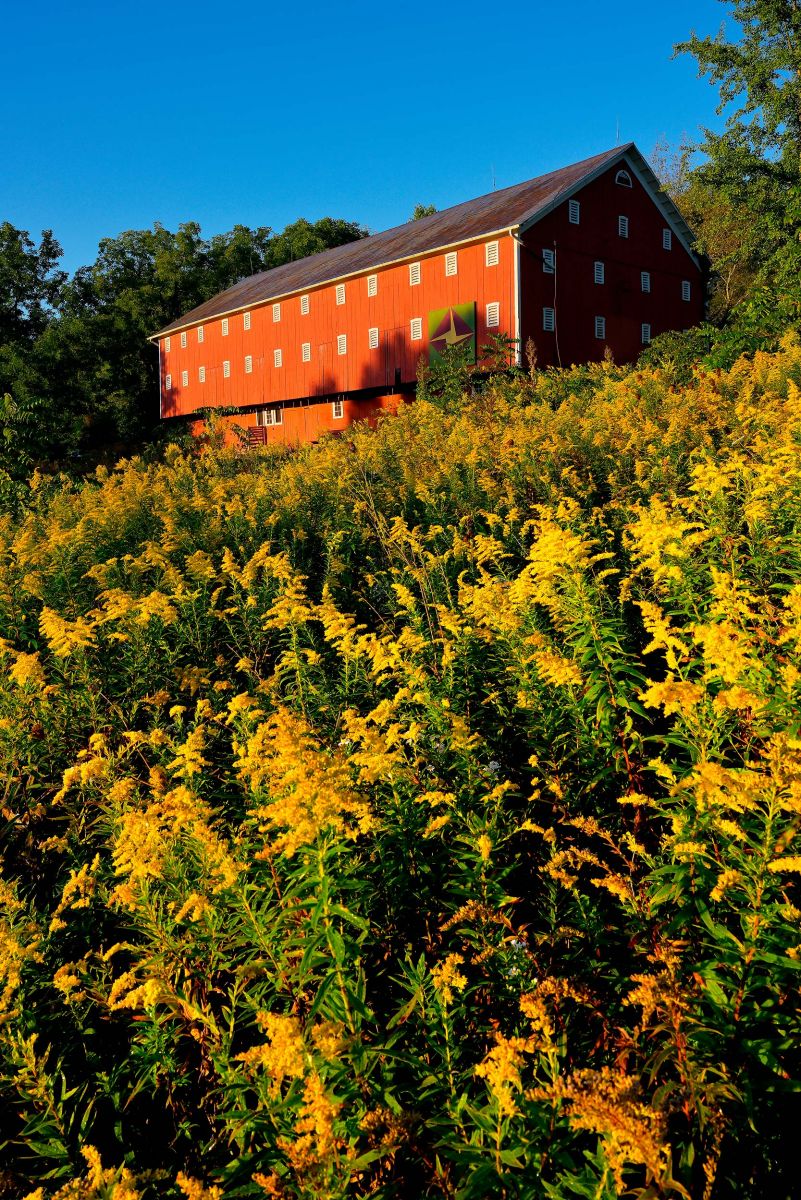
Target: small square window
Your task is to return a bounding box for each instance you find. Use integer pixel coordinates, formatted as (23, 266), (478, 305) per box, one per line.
(682, 280), (691, 302)
(243, 311), (251, 330)
(222, 318), (229, 336)
(595, 315), (606, 340)
(445, 251), (458, 276)
(663, 228), (673, 250)
(272, 303), (281, 322)
(223, 360), (231, 378)
(543, 307), (555, 332)
(245, 355), (253, 374)
(594, 261), (605, 285)
(568, 200), (580, 224)
(197, 326), (204, 344)
(367, 274), (378, 297)
(409, 261), (421, 286)
(300, 294), (310, 314)
(618, 215), (629, 238)
(274, 349), (282, 368)
(485, 240), (500, 266)
(337, 333), (347, 355)
(164, 337), (171, 352)
(258, 406), (283, 427)
(181, 369), (189, 386)
(368, 327), (379, 349)
(641, 271), (651, 293)
(332, 399), (344, 420)
(199, 366), (205, 383)
(165, 373), (172, 390)
(486, 302), (500, 328)
(301, 342), (311, 363)
(410, 317), (423, 341)
(542, 248), (555, 274)
(180, 331), (187, 348)
(335, 283), (346, 305)
(642, 323), (652, 344)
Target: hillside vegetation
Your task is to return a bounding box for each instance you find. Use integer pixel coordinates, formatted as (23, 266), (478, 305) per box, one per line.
(0, 341), (800, 1198)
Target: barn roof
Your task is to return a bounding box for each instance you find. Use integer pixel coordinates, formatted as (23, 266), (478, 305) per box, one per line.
(154, 143), (694, 337)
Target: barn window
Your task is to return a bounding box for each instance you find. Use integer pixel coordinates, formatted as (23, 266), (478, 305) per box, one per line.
(199, 366), (205, 383)
(245, 355), (253, 374)
(641, 271), (651, 293)
(180, 331), (187, 348)
(485, 240), (500, 266)
(274, 349), (282, 368)
(568, 200), (580, 224)
(594, 261), (605, 285)
(257, 406), (283, 426)
(445, 251), (458, 276)
(301, 342), (311, 362)
(543, 307), (555, 332)
(410, 317), (423, 341)
(223, 360), (231, 378)
(337, 333), (347, 355)
(273, 303), (281, 322)
(197, 326), (204, 343)
(618, 215), (629, 238)
(682, 280), (691, 301)
(164, 337), (171, 352)
(165, 373), (172, 390)
(222, 318), (229, 336)
(367, 274), (378, 297)
(542, 248), (555, 274)
(663, 228), (673, 250)
(409, 261), (421, 286)
(300, 294), (310, 314)
(332, 399), (344, 420)
(181, 369), (189, 387)
(642, 323), (652, 344)
(486, 302), (500, 328)
(369, 327), (379, 349)
(336, 284), (346, 305)
(595, 316), (606, 340)
(243, 312), (251, 331)
(615, 169), (633, 187)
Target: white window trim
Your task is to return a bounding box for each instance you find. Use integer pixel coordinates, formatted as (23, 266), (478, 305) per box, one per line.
(332, 399), (344, 420)
(221, 318), (229, 336)
(245, 355), (253, 374)
(618, 215), (629, 238)
(223, 360), (231, 378)
(274, 349), (282, 368)
(337, 333), (347, 355)
(485, 240), (500, 266)
(543, 307), (555, 332)
(300, 294), (310, 314)
(197, 326), (204, 343)
(641, 271), (651, 293)
(542, 248), (555, 274)
(367, 274), (378, 297)
(272, 303), (281, 322)
(165, 373), (172, 390)
(335, 283), (346, 305)
(409, 261), (421, 286)
(301, 342), (311, 363)
(410, 317), (423, 341)
(594, 261), (605, 285)
(258, 406), (283, 427)
(368, 327), (379, 349)
(445, 251), (458, 276)
(199, 366), (205, 383)
(486, 302), (500, 329)
(181, 369), (189, 386)
(180, 331), (187, 348)
(568, 200), (580, 225)
(243, 311), (251, 330)
(682, 280), (691, 301)
(663, 228), (673, 250)
(642, 323), (652, 344)
(164, 336), (171, 352)
(595, 316), (606, 340)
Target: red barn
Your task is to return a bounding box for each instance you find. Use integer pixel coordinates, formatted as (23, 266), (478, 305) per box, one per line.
(152, 143), (704, 446)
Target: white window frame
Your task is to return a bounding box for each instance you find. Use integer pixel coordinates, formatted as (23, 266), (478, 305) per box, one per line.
(410, 317), (423, 341)
(243, 311), (251, 330)
(542, 248), (555, 274)
(180, 331), (187, 348)
(197, 326), (204, 343)
(301, 342), (311, 363)
(181, 369), (189, 387)
(543, 307), (555, 332)
(663, 228), (673, 250)
(618, 215), (629, 238)
(337, 333), (347, 355)
(568, 200), (580, 224)
(485, 240), (500, 266)
(223, 360), (231, 378)
(300, 294), (310, 315)
(273, 349), (282, 368)
(641, 271), (651, 293)
(272, 303), (281, 322)
(445, 251), (458, 277)
(642, 323), (652, 345)
(221, 318), (229, 336)
(245, 355), (253, 374)
(682, 280), (691, 302)
(595, 316), (606, 340)
(164, 336), (171, 352)
(335, 283), (346, 305)
(615, 169), (633, 187)
(409, 261), (421, 286)
(367, 274), (378, 297)
(368, 326), (379, 349)
(486, 302), (500, 329)
(257, 406), (283, 427)
(332, 399), (344, 420)
(165, 373), (172, 390)
(198, 365), (205, 383)
(594, 261), (605, 285)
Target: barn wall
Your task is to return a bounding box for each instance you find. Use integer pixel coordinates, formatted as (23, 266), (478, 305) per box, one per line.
(190, 393), (405, 448)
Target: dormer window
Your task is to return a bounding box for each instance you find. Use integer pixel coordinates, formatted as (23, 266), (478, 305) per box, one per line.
(615, 169), (633, 188)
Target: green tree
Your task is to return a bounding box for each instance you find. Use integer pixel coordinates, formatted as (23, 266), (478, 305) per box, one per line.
(0, 223), (66, 346)
(409, 203), (437, 221)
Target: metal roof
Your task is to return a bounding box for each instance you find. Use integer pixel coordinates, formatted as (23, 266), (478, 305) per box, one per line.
(153, 143), (692, 338)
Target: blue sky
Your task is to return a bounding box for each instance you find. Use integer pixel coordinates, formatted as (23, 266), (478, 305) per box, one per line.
(2, 0), (728, 275)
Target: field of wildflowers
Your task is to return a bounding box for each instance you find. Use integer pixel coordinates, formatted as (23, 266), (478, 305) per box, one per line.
(1, 337), (801, 1198)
